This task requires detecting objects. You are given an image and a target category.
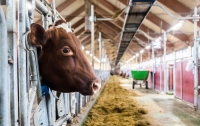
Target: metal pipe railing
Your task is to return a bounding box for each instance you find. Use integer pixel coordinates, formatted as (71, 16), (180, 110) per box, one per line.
(18, 0), (28, 125)
(35, 0), (50, 15)
(0, 1), (112, 126)
(90, 5), (95, 67)
(193, 7), (199, 109)
(0, 6), (10, 126)
(6, 0), (18, 125)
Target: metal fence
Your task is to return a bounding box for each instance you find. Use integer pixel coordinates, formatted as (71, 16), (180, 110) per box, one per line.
(0, 0), (110, 125)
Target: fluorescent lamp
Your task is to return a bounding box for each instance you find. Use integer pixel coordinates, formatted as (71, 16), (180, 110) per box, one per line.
(27, 1), (32, 10)
(126, 60), (130, 63)
(136, 53), (139, 57)
(171, 20), (184, 31)
(82, 46), (85, 50)
(145, 45), (150, 49)
(86, 50), (90, 54)
(153, 41), (161, 49)
(140, 49), (144, 54)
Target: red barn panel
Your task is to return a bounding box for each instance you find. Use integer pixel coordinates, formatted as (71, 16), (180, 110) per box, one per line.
(154, 65), (161, 90)
(168, 64), (174, 91)
(182, 60), (194, 104)
(198, 68), (200, 94)
(175, 61), (182, 99)
(161, 64), (164, 91)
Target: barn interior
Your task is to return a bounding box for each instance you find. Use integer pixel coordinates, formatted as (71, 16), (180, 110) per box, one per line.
(30, 0), (199, 70)
(1, 0), (200, 126)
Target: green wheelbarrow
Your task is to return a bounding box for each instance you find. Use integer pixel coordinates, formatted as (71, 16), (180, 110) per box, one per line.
(131, 70), (149, 89)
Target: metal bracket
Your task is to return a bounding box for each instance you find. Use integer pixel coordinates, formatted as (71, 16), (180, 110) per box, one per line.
(30, 75), (38, 81)
(57, 93), (65, 117)
(34, 96), (49, 126)
(193, 63), (200, 67)
(196, 38), (200, 41)
(8, 58), (13, 64)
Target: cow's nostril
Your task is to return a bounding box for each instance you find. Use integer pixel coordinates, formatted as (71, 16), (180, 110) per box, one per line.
(92, 82), (101, 94)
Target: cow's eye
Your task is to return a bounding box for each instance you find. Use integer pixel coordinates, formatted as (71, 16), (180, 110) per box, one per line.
(61, 46), (73, 56)
(63, 48), (70, 53)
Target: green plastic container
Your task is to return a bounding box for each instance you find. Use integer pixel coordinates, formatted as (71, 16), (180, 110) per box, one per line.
(131, 70), (149, 80)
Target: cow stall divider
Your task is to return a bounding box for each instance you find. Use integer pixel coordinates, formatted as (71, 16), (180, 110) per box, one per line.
(135, 4), (200, 110)
(0, 1), (110, 126)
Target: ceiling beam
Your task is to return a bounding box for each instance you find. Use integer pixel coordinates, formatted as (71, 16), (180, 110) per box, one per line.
(135, 34), (149, 43)
(71, 18), (84, 29)
(96, 0), (119, 12)
(157, 0), (200, 27)
(96, 15), (121, 32)
(75, 27), (84, 36)
(80, 35), (91, 43)
(146, 12), (189, 42)
(100, 22), (119, 35)
(98, 22), (120, 37)
(96, 0), (125, 19)
(93, 4), (123, 28)
(36, 0), (76, 24)
(139, 24), (160, 38)
(65, 5), (84, 22)
(82, 37), (91, 46)
(139, 24), (177, 50)
(79, 34), (90, 41)
(84, 36), (98, 46)
(118, 0), (129, 5)
(56, 0), (76, 12)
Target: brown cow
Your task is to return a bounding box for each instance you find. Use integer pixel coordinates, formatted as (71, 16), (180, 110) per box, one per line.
(28, 20), (101, 95)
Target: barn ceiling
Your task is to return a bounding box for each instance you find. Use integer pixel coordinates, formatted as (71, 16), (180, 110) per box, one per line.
(32, 0), (200, 68)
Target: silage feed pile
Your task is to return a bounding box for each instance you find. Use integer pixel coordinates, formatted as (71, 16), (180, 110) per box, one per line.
(83, 76), (150, 126)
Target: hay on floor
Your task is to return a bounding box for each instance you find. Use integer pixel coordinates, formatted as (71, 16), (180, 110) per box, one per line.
(84, 76), (150, 126)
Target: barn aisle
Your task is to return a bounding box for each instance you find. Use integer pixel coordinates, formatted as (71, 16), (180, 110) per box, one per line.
(80, 75), (200, 126)
(83, 76), (149, 126)
(121, 81), (200, 126)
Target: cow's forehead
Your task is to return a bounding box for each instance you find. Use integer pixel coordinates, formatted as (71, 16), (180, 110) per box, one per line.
(45, 26), (81, 50)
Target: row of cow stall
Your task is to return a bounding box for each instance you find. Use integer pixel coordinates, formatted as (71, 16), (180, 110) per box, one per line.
(0, 0), (110, 126)
(121, 45), (200, 110)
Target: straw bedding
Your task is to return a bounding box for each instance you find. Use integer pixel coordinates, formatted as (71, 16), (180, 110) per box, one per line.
(84, 76), (149, 126)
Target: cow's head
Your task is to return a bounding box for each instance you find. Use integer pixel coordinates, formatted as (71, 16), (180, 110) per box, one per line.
(28, 20), (101, 95)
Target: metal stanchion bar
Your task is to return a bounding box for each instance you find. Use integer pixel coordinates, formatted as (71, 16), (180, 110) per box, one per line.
(6, 0), (18, 125)
(0, 6), (10, 126)
(18, 0), (28, 124)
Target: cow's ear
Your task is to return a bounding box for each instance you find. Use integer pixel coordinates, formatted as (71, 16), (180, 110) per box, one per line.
(28, 23), (46, 46)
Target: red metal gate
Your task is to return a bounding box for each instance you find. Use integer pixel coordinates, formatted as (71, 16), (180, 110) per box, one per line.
(168, 64), (174, 91)
(154, 65), (161, 90)
(175, 61), (182, 99)
(182, 60), (194, 104)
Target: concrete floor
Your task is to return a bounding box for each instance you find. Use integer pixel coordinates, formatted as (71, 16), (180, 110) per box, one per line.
(121, 83), (200, 126)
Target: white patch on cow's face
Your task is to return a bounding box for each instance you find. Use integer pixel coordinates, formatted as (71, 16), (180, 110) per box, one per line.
(56, 23), (72, 32)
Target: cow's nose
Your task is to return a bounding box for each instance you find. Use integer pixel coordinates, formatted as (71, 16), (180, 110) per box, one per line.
(92, 82), (101, 94)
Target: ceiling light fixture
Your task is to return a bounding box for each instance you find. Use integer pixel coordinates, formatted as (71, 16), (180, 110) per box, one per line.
(82, 46), (85, 50)
(171, 20), (184, 31)
(145, 45), (150, 49)
(86, 50), (90, 54)
(27, 1), (32, 10)
(140, 49), (144, 54)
